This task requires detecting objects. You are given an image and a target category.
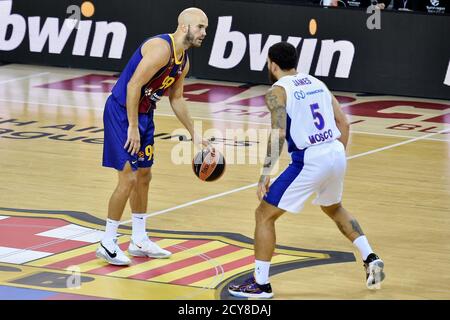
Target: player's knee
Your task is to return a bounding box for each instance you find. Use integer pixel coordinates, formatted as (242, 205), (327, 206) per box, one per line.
(255, 205), (277, 224)
(137, 169), (152, 185)
(118, 172), (138, 192)
(321, 202), (342, 219)
(255, 207), (267, 224)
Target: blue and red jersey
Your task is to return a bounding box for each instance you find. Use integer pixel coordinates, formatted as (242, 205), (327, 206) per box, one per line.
(111, 34), (188, 113)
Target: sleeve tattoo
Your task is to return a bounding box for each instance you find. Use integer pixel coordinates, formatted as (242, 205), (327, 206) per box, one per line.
(262, 89), (287, 174)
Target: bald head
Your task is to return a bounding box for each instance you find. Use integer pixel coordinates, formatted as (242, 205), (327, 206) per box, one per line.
(178, 7), (208, 26)
(175, 8), (208, 49)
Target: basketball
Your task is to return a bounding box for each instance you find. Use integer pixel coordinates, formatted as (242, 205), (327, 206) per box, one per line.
(192, 149), (226, 182)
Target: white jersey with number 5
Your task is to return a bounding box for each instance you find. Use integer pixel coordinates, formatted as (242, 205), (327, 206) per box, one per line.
(273, 73), (341, 151)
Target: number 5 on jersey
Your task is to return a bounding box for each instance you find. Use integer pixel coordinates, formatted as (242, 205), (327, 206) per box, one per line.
(310, 103), (325, 130)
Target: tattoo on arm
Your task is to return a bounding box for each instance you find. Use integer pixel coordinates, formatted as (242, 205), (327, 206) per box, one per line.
(261, 88), (287, 175)
(262, 137), (275, 175)
(265, 90), (286, 130)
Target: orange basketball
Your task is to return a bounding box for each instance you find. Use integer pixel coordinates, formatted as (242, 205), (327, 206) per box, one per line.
(192, 149), (225, 182)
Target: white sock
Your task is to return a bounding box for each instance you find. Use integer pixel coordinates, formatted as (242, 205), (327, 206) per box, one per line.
(353, 235), (373, 261)
(254, 260), (271, 285)
(131, 213), (147, 242)
(103, 218), (119, 243)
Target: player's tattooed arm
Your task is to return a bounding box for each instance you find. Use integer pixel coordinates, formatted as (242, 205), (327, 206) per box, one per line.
(265, 87), (287, 130)
(261, 86), (287, 176)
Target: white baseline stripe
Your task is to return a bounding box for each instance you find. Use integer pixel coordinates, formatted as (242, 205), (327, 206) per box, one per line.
(0, 98), (448, 141)
(347, 127), (450, 160)
(0, 72), (50, 85)
(0, 98), (103, 111)
(351, 130), (449, 142)
(120, 127), (450, 225)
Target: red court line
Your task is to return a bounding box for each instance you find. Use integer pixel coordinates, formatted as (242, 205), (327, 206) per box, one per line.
(44, 241), (129, 269)
(88, 239), (210, 276)
(0, 217), (69, 229)
(0, 217), (91, 253)
(169, 254), (255, 286)
(130, 243), (241, 281)
(46, 250), (107, 269)
(43, 238), (163, 269)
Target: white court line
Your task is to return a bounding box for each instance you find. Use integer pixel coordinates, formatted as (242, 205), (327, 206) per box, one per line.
(0, 98), (102, 111)
(350, 130), (449, 141)
(0, 72), (50, 85)
(155, 112), (269, 126)
(0, 98), (448, 141)
(119, 127), (450, 225)
(347, 128), (450, 160)
(157, 112), (449, 141)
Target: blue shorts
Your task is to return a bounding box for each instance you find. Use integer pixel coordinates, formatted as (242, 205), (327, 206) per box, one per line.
(102, 95), (155, 171)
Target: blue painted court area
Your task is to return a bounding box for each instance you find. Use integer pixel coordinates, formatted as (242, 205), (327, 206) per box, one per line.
(0, 285), (109, 300)
(0, 285), (57, 300)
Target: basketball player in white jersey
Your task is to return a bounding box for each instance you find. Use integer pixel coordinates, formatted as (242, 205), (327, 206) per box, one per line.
(228, 42), (385, 298)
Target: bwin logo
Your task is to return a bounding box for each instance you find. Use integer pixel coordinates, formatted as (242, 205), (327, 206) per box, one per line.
(445, 60), (450, 86)
(0, 0), (127, 59)
(209, 16), (355, 78)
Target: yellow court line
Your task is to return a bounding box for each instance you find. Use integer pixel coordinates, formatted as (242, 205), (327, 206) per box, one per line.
(146, 233), (331, 259)
(108, 240), (227, 278)
(273, 249), (329, 259)
(76, 238), (180, 272)
(1, 210), (330, 261)
(27, 235), (130, 267)
(0, 262), (214, 300)
(191, 264), (255, 288)
(149, 248), (254, 283)
(190, 254), (310, 288)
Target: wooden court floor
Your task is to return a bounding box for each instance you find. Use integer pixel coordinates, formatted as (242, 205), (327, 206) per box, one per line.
(0, 63), (449, 300)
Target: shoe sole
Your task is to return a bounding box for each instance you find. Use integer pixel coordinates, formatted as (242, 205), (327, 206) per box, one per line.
(96, 250), (131, 266)
(228, 288), (273, 299)
(366, 260), (385, 289)
(128, 248), (172, 259)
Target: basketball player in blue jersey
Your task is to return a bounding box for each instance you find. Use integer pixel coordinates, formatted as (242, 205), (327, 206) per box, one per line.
(96, 8), (210, 265)
(229, 42), (385, 298)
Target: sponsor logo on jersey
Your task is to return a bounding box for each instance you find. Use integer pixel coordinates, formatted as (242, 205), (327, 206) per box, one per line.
(294, 90), (306, 100)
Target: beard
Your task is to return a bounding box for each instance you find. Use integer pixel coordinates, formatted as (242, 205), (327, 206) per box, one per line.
(268, 68), (277, 84)
(183, 26), (201, 48)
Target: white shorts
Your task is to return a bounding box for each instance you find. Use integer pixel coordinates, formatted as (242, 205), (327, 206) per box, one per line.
(264, 140), (346, 213)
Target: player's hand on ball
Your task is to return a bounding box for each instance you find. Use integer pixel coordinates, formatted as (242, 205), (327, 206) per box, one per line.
(257, 175), (271, 201)
(193, 134), (214, 152)
(201, 138), (215, 153)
